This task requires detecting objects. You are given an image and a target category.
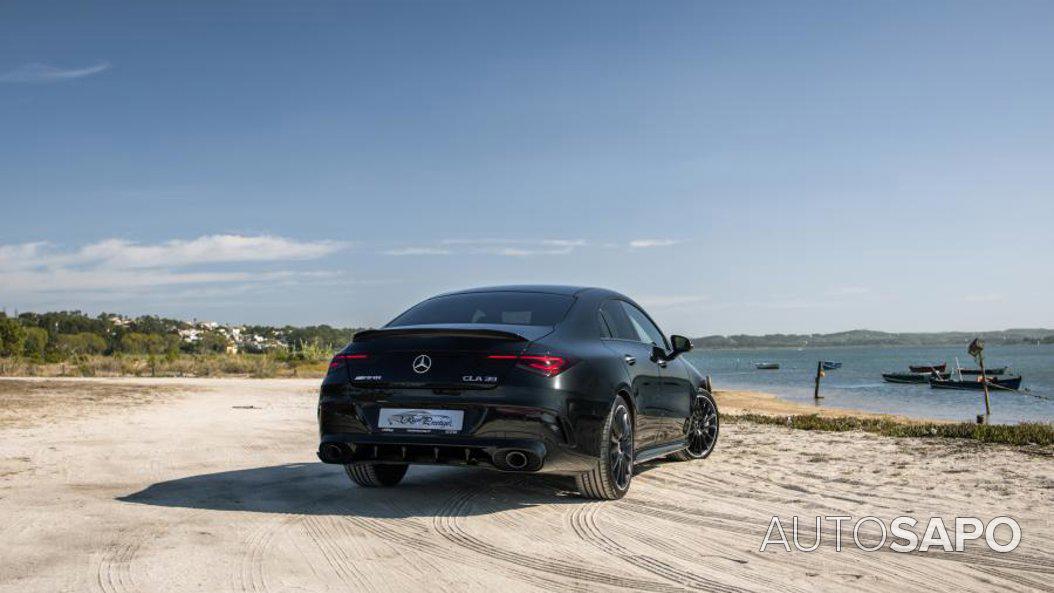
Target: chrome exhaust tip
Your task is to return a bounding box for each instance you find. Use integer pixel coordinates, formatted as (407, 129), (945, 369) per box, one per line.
(504, 451), (529, 470)
(321, 443), (346, 463)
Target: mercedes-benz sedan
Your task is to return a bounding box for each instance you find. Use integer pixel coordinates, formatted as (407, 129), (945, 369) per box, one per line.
(317, 285), (718, 499)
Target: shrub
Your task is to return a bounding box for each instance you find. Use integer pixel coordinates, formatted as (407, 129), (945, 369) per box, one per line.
(22, 327), (49, 359)
(55, 333), (108, 356)
(0, 316), (26, 357)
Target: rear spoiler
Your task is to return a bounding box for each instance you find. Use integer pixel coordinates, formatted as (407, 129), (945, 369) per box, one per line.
(352, 327), (529, 342)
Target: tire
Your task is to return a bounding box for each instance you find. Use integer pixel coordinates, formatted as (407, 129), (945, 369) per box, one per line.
(576, 395), (634, 500)
(344, 463), (408, 487)
(668, 390), (719, 461)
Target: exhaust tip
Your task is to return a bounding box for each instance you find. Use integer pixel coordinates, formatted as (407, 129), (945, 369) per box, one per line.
(504, 451), (529, 470)
(321, 443), (346, 463)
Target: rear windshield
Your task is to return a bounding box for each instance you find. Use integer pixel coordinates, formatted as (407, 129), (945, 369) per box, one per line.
(387, 292), (575, 327)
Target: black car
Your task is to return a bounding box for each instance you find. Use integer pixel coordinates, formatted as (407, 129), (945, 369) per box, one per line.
(317, 285), (718, 499)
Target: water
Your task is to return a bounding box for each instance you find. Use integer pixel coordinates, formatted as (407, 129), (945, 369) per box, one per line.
(683, 344), (1054, 424)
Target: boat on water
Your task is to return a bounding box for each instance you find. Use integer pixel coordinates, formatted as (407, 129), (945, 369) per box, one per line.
(821, 361), (842, 370)
(909, 363), (947, 373)
(929, 376), (1022, 391)
(958, 367), (1008, 376)
(883, 372), (951, 384)
(755, 362), (780, 370)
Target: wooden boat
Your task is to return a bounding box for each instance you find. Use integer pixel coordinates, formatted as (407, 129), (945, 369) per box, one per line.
(958, 367), (1008, 376)
(883, 372), (951, 384)
(929, 376), (1022, 391)
(909, 363), (946, 373)
(755, 362), (780, 370)
(821, 361), (842, 370)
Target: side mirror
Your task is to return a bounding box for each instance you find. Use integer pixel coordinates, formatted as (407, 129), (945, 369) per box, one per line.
(669, 335), (693, 358)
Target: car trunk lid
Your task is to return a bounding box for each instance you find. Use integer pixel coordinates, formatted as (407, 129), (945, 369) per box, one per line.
(343, 324), (554, 389)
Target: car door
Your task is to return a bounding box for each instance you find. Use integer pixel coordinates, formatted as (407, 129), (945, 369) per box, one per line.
(619, 302), (692, 445)
(598, 300), (665, 449)
(656, 357), (696, 443)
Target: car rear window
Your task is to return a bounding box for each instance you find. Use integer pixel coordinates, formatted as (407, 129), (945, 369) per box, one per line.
(387, 292), (575, 327)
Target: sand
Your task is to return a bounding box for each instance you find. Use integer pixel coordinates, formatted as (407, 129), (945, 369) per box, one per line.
(0, 377), (1051, 593)
(713, 389), (949, 423)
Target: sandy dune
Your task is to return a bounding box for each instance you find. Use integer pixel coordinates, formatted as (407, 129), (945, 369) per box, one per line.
(0, 378), (1051, 593)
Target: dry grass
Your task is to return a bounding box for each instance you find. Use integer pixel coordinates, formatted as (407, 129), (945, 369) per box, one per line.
(725, 412), (1054, 448)
(0, 355), (328, 379)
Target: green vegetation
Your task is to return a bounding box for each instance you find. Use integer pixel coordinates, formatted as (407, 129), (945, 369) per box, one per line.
(0, 353), (328, 379)
(0, 316), (26, 357)
(727, 413), (1054, 447)
(0, 310), (367, 377)
(695, 328), (1054, 349)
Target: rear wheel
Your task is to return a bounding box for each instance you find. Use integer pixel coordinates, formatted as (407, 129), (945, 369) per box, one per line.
(669, 391), (719, 461)
(344, 463), (408, 487)
(576, 395), (634, 500)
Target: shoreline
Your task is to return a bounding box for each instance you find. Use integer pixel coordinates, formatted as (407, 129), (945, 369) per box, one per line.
(713, 388), (946, 424)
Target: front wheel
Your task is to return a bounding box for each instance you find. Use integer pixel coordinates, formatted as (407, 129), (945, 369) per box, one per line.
(668, 390), (719, 461)
(576, 395), (634, 500)
(344, 463), (408, 487)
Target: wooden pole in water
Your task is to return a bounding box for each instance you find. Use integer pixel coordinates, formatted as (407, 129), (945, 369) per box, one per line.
(979, 351), (991, 419)
(814, 361), (824, 400)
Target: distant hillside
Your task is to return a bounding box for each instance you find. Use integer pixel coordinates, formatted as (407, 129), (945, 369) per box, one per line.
(693, 329), (1054, 349)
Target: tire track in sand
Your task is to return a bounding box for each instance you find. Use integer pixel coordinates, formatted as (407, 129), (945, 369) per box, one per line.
(233, 514), (305, 593)
(346, 510), (594, 593)
(622, 482), (1054, 592)
(432, 483), (694, 593)
(95, 536), (144, 593)
(94, 513), (207, 593)
(568, 502), (753, 593)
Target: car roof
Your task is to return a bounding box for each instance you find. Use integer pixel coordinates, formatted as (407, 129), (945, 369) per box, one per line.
(437, 285), (617, 297)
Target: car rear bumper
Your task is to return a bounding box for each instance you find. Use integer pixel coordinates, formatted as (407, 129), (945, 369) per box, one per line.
(317, 387), (607, 474)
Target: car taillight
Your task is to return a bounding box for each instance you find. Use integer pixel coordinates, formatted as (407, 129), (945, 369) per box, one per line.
(329, 353), (368, 369)
(487, 354), (571, 377)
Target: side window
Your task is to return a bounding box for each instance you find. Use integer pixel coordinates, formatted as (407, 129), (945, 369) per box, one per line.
(598, 300), (638, 341)
(597, 310), (614, 338)
(620, 302), (668, 348)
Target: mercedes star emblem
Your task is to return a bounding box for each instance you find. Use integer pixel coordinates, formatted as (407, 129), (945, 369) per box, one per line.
(412, 354), (432, 374)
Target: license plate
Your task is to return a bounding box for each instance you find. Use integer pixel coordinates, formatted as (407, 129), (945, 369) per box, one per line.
(377, 408), (464, 432)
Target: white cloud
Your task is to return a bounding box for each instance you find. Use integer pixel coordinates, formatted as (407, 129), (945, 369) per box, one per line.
(540, 239), (587, 248)
(0, 242), (48, 268)
(79, 235), (343, 268)
(383, 239), (586, 257)
(0, 61), (111, 83)
(0, 235), (344, 271)
(628, 239), (680, 249)
(0, 235), (345, 296)
(382, 247), (453, 256)
(439, 238), (517, 246)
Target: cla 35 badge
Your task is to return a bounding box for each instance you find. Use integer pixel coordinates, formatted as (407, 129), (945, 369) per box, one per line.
(462, 375), (498, 383)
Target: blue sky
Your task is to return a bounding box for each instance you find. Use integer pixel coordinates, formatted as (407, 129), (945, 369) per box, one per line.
(2, 1), (1052, 335)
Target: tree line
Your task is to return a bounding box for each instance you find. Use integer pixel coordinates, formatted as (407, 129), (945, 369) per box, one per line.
(0, 311), (366, 362)
(693, 328), (1054, 349)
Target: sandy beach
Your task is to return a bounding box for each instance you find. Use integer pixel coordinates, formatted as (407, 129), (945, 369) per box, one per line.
(713, 388), (947, 423)
(0, 377), (1051, 593)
